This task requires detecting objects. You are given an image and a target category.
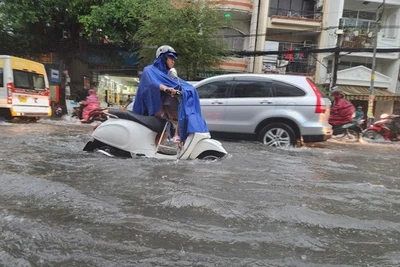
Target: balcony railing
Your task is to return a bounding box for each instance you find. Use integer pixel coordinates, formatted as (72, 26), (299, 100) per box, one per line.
(268, 7), (322, 31)
(341, 17), (379, 34)
(263, 60), (316, 76)
(269, 7), (321, 20)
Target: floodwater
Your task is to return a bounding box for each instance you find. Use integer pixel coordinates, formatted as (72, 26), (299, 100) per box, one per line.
(0, 118), (399, 267)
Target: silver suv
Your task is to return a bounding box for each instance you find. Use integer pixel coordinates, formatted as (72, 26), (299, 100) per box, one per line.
(195, 74), (332, 147)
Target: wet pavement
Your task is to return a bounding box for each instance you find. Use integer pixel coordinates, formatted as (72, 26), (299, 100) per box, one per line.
(0, 118), (399, 267)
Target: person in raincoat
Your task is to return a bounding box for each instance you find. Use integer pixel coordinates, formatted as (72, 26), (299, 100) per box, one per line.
(133, 45), (208, 143)
(81, 89), (100, 122)
(328, 86), (355, 127)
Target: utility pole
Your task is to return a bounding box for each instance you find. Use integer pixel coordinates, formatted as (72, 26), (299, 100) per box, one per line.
(367, 0), (385, 127)
(331, 18), (344, 89)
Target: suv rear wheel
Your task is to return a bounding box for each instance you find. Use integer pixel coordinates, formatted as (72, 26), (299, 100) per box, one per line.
(258, 123), (296, 147)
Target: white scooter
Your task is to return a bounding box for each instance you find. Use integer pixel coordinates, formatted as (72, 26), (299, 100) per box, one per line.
(83, 110), (227, 160)
(83, 69), (227, 160)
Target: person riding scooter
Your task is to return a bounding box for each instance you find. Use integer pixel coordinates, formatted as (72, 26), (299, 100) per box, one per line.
(133, 45), (208, 144)
(80, 89), (100, 123)
(328, 86), (355, 132)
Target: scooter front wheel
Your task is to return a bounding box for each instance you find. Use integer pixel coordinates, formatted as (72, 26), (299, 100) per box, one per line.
(196, 150), (226, 161)
(363, 130), (385, 141)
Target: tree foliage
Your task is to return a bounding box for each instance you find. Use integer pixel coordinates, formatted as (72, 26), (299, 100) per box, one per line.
(134, 0), (230, 79)
(0, 0), (101, 57)
(78, 0), (142, 45)
(80, 0), (230, 79)
(0, 0), (231, 79)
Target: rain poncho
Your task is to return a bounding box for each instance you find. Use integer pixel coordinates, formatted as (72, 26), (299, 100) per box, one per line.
(328, 98), (355, 126)
(133, 58), (208, 141)
(82, 89), (100, 120)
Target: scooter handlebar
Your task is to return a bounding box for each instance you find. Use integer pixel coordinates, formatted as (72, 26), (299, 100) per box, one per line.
(165, 88), (182, 96)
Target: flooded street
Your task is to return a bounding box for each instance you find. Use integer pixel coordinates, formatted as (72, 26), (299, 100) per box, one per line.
(1, 118), (399, 267)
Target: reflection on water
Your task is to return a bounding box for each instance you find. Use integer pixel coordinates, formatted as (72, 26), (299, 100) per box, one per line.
(0, 119), (400, 266)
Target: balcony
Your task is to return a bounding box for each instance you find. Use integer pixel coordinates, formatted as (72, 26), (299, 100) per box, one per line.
(341, 28), (399, 59)
(208, 0), (252, 14)
(264, 60), (316, 77)
(268, 8), (322, 32)
(262, 41), (317, 77)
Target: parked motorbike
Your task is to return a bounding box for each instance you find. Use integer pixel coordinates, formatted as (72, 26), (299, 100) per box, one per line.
(363, 113), (400, 141)
(332, 119), (364, 140)
(71, 102), (85, 120)
(83, 109), (227, 160)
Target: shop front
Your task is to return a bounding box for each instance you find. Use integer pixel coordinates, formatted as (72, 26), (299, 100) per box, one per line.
(331, 66), (400, 119)
(97, 75), (139, 108)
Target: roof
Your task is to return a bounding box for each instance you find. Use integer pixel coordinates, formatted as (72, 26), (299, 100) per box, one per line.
(338, 85), (400, 101)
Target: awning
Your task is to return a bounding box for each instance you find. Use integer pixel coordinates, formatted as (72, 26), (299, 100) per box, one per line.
(338, 85), (400, 101)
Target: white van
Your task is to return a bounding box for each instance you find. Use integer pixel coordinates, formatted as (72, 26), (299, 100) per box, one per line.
(0, 55), (52, 119)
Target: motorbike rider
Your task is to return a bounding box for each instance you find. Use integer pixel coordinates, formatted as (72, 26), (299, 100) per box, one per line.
(355, 106), (365, 120)
(81, 89), (100, 122)
(133, 45), (181, 142)
(328, 86), (355, 128)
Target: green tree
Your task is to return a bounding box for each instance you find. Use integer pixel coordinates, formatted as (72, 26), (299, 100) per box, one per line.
(0, 0), (102, 57)
(79, 0), (141, 45)
(80, 0), (230, 80)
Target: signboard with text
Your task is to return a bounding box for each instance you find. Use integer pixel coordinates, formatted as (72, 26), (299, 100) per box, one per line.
(39, 53), (52, 63)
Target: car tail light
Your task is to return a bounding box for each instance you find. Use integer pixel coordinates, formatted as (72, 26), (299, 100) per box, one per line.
(307, 78), (326, 114)
(7, 82), (14, 104)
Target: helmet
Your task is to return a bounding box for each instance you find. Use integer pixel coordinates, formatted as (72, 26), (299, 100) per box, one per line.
(330, 86), (343, 96)
(156, 45), (178, 59)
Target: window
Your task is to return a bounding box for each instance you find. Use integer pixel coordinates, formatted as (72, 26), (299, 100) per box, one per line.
(219, 28), (245, 51)
(269, 0), (315, 18)
(13, 70), (31, 89)
(12, 70), (45, 90)
(385, 14), (397, 38)
(274, 81), (305, 97)
(0, 68), (3, 87)
(32, 73), (45, 90)
(232, 80), (273, 97)
(197, 81), (232, 98)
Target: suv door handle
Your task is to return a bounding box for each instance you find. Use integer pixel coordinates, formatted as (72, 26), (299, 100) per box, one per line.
(260, 100), (274, 104)
(211, 100), (224, 104)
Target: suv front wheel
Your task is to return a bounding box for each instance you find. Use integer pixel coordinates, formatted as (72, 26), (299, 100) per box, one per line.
(258, 123), (297, 147)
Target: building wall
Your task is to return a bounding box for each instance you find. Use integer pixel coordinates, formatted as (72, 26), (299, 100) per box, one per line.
(315, 0), (344, 85)
(315, 0), (400, 93)
(375, 100), (394, 119)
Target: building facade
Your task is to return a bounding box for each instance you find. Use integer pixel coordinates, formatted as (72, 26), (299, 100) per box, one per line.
(316, 0), (400, 117)
(216, 0), (400, 117)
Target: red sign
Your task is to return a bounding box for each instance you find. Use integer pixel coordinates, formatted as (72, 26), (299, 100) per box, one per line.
(40, 53), (52, 63)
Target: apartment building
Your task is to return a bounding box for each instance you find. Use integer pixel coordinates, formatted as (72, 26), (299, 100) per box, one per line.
(215, 0), (400, 117)
(316, 0), (400, 116)
(212, 0), (322, 76)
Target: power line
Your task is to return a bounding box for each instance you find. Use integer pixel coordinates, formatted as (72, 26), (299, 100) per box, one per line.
(230, 47), (400, 57)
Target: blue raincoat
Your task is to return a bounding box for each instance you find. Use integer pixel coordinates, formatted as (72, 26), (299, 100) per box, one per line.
(133, 57), (208, 141)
